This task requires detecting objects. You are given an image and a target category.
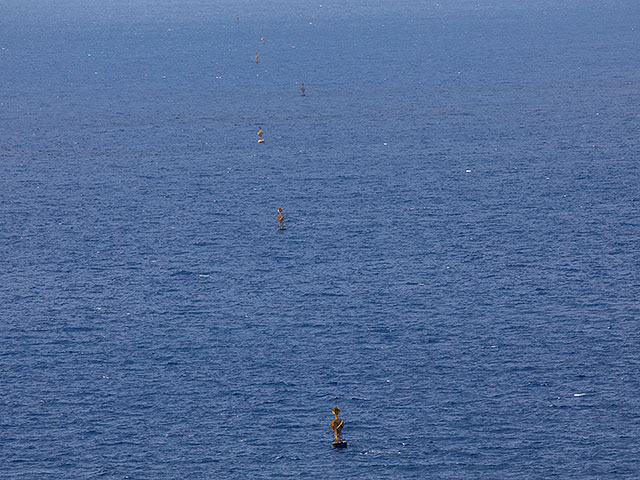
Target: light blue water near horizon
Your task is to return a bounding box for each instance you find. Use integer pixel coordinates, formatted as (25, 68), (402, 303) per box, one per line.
(1, 1), (640, 478)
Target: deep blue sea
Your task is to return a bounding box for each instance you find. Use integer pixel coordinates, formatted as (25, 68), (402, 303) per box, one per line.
(1, 1), (639, 478)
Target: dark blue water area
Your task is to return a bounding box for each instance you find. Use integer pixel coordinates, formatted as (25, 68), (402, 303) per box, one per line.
(1, 1), (639, 478)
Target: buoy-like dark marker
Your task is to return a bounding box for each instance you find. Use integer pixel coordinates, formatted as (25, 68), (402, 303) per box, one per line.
(330, 407), (347, 448)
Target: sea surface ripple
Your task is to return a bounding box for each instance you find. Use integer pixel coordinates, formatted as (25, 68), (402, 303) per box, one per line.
(1, 1), (639, 478)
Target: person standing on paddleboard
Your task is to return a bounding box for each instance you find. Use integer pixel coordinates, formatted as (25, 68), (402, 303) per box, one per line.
(330, 407), (346, 444)
(277, 208), (285, 229)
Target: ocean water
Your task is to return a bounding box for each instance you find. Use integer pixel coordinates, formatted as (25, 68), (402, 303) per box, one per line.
(1, 1), (639, 478)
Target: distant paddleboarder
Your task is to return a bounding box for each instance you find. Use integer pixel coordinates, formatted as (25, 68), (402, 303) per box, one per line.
(254, 52), (259, 64)
(300, 82), (306, 96)
(257, 126), (265, 143)
(330, 407), (347, 448)
(261, 35), (265, 44)
(277, 208), (285, 229)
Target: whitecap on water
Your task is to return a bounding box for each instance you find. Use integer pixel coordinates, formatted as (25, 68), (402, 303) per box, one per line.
(361, 449), (401, 455)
